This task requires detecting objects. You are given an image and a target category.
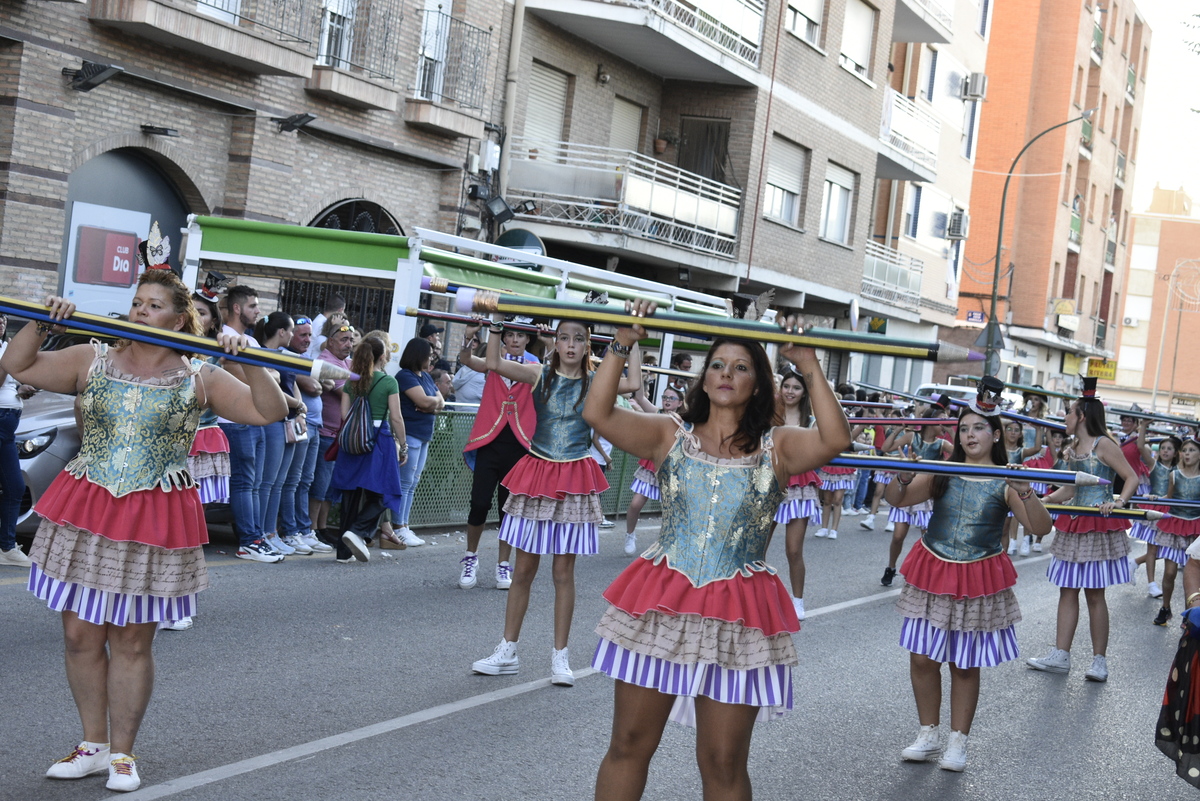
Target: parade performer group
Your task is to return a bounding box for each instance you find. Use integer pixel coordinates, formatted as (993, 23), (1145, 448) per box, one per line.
(0, 268), (288, 792)
(584, 299), (851, 800)
(1152, 438), (1200, 625)
(773, 369), (821, 620)
(884, 375), (1052, 772)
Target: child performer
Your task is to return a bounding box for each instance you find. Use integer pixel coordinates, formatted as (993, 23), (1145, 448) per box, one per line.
(1138, 435), (1181, 600)
(1153, 438), (1200, 626)
(773, 369), (821, 620)
(623, 385), (683, 556)
(1019, 427), (1067, 554)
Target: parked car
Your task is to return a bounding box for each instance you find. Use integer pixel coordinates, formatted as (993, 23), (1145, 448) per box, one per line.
(13, 390), (80, 537)
(914, 382), (1022, 411)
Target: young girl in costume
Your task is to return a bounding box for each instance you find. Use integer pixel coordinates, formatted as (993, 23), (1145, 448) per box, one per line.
(1019, 427), (1067, 554)
(622, 384), (683, 557)
(1137, 435), (1180, 600)
(1002, 418), (1043, 556)
(1152, 438), (1200, 626)
(773, 369), (821, 619)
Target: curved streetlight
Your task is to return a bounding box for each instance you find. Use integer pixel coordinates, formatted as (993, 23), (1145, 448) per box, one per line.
(983, 106), (1098, 377)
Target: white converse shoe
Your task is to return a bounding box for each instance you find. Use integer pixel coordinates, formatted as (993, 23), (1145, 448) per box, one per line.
(624, 533), (637, 556)
(472, 639), (519, 675)
(885, 521), (895, 533)
(1027, 648), (1071, 673)
(814, 528), (828, 538)
(1084, 654), (1109, 682)
(106, 753), (140, 792)
(1018, 535), (1031, 556)
(1147, 581), (1164, 599)
(551, 647), (575, 687)
(826, 528), (838, 540)
(900, 725), (940, 762)
(938, 731), (968, 772)
(46, 741), (110, 779)
(859, 514), (876, 531)
(792, 597), (805, 621)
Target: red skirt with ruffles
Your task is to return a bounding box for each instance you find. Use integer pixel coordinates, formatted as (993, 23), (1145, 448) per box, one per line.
(820, 465), (856, 476)
(1054, 514), (1129, 534)
(637, 458), (656, 472)
(900, 540), (1018, 600)
(787, 470), (822, 489)
(502, 453), (610, 499)
(35, 471), (208, 550)
(1158, 516), (1200, 537)
(189, 425), (229, 456)
(602, 556), (799, 637)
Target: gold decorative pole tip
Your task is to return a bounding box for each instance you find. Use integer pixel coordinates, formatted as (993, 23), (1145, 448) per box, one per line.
(428, 277), (449, 293)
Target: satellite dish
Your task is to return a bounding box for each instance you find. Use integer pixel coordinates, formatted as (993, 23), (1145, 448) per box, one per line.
(849, 298), (860, 332)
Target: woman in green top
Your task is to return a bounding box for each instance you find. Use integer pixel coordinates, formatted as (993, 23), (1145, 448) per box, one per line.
(330, 336), (407, 563)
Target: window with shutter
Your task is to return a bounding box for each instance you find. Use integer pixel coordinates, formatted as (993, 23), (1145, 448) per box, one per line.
(820, 164), (856, 244)
(839, 0), (875, 77)
(978, 0), (991, 37)
(904, 185), (923, 238)
(526, 62), (569, 151)
(922, 49), (938, 101)
(765, 135), (807, 225)
(787, 0), (823, 45)
(609, 98), (643, 152)
(962, 99), (980, 159)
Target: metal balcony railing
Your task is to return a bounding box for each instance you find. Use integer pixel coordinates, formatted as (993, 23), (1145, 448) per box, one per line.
(1081, 118), (1094, 149)
(196, 0), (319, 43)
(879, 89), (941, 171)
(415, 8), (491, 110)
(902, 0), (954, 30)
(315, 0), (403, 81)
(1093, 318), (1107, 350)
(862, 241), (924, 314)
(1127, 65), (1137, 98)
(1069, 211), (1082, 246)
(645, 0), (765, 67)
(1092, 23), (1104, 58)
(506, 137), (743, 259)
(1116, 150), (1127, 183)
(1105, 238), (1117, 265)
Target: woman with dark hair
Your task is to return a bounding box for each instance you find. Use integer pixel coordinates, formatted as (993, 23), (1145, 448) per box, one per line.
(813, 386), (858, 538)
(186, 286), (231, 511)
(394, 336), (445, 547)
(885, 381), (1052, 772)
(471, 318), (640, 686)
(0, 312), (36, 567)
(1029, 377), (1137, 682)
(2, 268), (287, 791)
(1152, 438), (1200, 626)
(1136, 434), (1181, 599)
(773, 369), (821, 619)
(329, 336), (406, 562)
(585, 302), (849, 800)
(622, 385), (683, 557)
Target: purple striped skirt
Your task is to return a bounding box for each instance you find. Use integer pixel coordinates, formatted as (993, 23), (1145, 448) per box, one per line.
(630, 478), (660, 501)
(774, 498), (821, 526)
(1047, 556), (1131, 588)
(498, 517), (598, 555)
(28, 562), (196, 627)
(899, 617), (1019, 668)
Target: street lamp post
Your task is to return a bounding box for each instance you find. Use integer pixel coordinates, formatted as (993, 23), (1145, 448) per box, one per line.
(984, 107), (1097, 377)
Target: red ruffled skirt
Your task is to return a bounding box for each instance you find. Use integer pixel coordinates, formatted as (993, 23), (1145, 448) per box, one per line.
(820, 465), (856, 476)
(188, 425), (229, 456)
(637, 458), (656, 472)
(1054, 514), (1129, 534)
(787, 470), (822, 489)
(602, 556), (799, 637)
(502, 454), (609, 498)
(1158, 516), (1200, 537)
(900, 539), (1018, 600)
(35, 471), (208, 550)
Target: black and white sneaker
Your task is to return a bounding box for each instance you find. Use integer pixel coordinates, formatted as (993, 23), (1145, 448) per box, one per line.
(881, 566), (897, 587)
(236, 539), (284, 563)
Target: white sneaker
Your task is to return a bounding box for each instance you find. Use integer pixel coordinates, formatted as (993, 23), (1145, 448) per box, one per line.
(1126, 557), (1138, 586)
(495, 561), (513, 590)
(1007, 540), (1018, 556)
(856, 507), (871, 515)
(301, 531), (334, 553)
(1018, 535), (1031, 556)
(1027, 648), (1071, 673)
(397, 526), (425, 547)
(341, 531), (370, 562)
(1032, 540), (1043, 553)
(624, 533), (637, 556)
(843, 507), (860, 516)
(267, 534), (295, 555)
(1084, 654), (1109, 682)
(859, 514), (876, 531)
(1148, 581), (1164, 599)
(792, 597), (805, 621)
(472, 638), (519, 675)
(885, 521), (895, 533)
(281, 534), (313, 555)
(900, 725), (940, 762)
(599, 517), (615, 529)
(939, 731), (968, 772)
(46, 741), (110, 779)
(458, 552), (478, 589)
(0, 546), (31, 566)
(161, 617), (193, 631)
(551, 647), (575, 686)
(827, 528), (838, 540)
(107, 753), (140, 792)
(814, 528), (828, 538)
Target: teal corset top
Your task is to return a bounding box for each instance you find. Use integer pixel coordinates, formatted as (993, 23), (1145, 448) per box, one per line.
(1150, 461), (1172, 497)
(529, 367), (593, 461)
(1170, 469), (1200, 520)
(922, 477), (1009, 562)
(916, 437), (945, 460)
(642, 421), (785, 587)
(1066, 451), (1115, 507)
(66, 344), (202, 497)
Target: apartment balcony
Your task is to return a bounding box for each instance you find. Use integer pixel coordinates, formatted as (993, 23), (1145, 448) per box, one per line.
(525, 0), (763, 85)
(877, 89), (939, 183)
(89, 0), (318, 77)
(1091, 23), (1104, 63)
(1126, 65), (1137, 102)
(505, 136), (742, 262)
(1068, 211), (1082, 253)
(1080, 118), (1093, 159)
(1093, 317), (1107, 350)
(1105, 237), (1117, 266)
(306, 0), (403, 111)
(892, 0), (953, 44)
(862, 242), (924, 314)
(403, 9), (491, 139)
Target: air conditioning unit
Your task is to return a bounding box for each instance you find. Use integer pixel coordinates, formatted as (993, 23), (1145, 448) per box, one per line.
(1123, 316), (1138, 327)
(962, 72), (988, 101)
(946, 210), (970, 240)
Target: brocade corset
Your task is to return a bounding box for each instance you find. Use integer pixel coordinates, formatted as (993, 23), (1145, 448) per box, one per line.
(529, 367), (592, 461)
(643, 422), (784, 587)
(1170, 470), (1200, 520)
(922, 476), (1009, 562)
(1067, 451), (1115, 508)
(916, 438), (945, 460)
(66, 346), (202, 497)
(1150, 461), (1172, 497)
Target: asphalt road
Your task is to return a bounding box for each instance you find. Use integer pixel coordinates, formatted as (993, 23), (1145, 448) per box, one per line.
(1, 511), (1195, 801)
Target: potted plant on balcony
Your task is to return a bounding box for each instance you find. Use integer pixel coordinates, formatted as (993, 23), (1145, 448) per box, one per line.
(653, 130), (679, 154)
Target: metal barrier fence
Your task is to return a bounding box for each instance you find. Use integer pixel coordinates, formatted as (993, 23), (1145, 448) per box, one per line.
(406, 408), (659, 529)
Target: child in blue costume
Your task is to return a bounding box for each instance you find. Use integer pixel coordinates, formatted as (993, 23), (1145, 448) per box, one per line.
(584, 301), (851, 801)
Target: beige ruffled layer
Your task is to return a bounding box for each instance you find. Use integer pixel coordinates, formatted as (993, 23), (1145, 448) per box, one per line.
(29, 519), (209, 597)
(503, 492), (603, 523)
(594, 606), (798, 671)
(1049, 529), (1130, 562)
(783, 484), (819, 503)
(1156, 532), (1195, 551)
(186, 451), (230, 482)
(896, 585), (1022, 632)
(633, 466), (658, 486)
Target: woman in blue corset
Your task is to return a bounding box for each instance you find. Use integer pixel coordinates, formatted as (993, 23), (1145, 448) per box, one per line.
(584, 300), (850, 801)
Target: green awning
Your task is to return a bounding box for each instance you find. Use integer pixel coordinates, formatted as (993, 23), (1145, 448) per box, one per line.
(193, 216), (411, 274)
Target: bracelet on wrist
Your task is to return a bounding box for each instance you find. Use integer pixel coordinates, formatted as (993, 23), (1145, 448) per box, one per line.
(609, 341), (632, 358)
(1018, 489), (1035, 500)
(35, 321), (53, 335)
(489, 322), (504, 333)
(897, 476), (913, 486)
(1187, 591), (1200, 608)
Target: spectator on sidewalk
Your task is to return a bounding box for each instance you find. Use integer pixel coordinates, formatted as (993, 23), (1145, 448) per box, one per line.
(306, 292), (346, 359)
(311, 321), (356, 543)
(394, 337), (445, 547)
(281, 317), (333, 554)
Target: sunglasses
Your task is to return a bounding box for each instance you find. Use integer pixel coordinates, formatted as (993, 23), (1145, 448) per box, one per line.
(335, 324), (355, 333)
(294, 316), (312, 326)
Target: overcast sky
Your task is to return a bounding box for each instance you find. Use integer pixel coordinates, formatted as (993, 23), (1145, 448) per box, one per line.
(1131, 0), (1199, 215)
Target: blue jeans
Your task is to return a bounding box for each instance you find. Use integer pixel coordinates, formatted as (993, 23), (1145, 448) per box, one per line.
(312, 435), (338, 503)
(853, 469), (872, 509)
(259, 420), (296, 537)
(396, 435), (431, 526)
(220, 422), (266, 546)
(0, 408), (23, 551)
(281, 431), (320, 535)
